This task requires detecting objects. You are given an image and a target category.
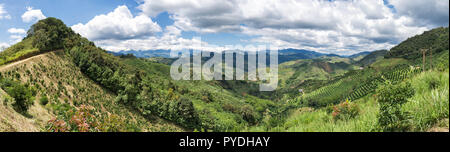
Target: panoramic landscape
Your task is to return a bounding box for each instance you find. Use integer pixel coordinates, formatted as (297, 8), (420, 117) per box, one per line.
(0, 0), (448, 132)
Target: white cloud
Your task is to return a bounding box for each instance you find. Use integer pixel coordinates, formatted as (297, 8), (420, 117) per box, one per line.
(135, 0), (445, 54)
(0, 3), (11, 20)
(72, 5), (162, 41)
(72, 5), (209, 52)
(9, 35), (24, 43)
(8, 28), (27, 34)
(7, 28), (27, 44)
(94, 25), (220, 52)
(138, 0), (397, 33)
(21, 7), (46, 23)
(0, 42), (9, 51)
(390, 0), (449, 26)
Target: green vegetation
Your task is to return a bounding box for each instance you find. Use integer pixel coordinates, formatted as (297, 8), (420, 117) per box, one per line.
(39, 95), (48, 105)
(376, 81), (415, 132)
(0, 78), (35, 113)
(0, 38), (39, 65)
(403, 70), (449, 131)
(356, 50), (387, 67)
(274, 57), (357, 100)
(27, 17), (72, 52)
(386, 27), (449, 59)
(245, 27), (449, 132)
(331, 99), (360, 121)
(245, 70), (448, 132)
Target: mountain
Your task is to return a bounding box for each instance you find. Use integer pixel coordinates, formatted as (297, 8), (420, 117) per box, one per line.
(274, 56), (358, 98)
(278, 49), (342, 63)
(347, 51), (371, 58)
(355, 50), (388, 67)
(111, 48), (345, 64)
(386, 27), (449, 60)
(111, 50), (172, 58)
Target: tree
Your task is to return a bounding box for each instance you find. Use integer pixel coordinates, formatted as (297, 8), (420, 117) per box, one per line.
(28, 17), (72, 51)
(377, 81), (415, 132)
(0, 79), (34, 113)
(40, 95), (49, 105)
(177, 97), (199, 128)
(32, 29), (50, 51)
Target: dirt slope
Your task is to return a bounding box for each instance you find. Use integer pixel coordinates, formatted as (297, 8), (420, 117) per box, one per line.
(0, 51), (183, 132)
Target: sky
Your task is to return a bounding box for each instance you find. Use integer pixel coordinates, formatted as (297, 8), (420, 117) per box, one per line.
(0, 0), (448, 55)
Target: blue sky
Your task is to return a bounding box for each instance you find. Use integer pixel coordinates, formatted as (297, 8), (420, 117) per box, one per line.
(0, 0), (448, 55)
(0, 0), (140, 43)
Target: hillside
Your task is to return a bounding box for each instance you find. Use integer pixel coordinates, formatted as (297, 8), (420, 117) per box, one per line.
(271, 56), (358, 99)
(356, 50), (388, 67)
(386, 27), (449, 60)
(282, 27), (449, 108)
(348, 51), (371, 58)
(246, 69), (449, 132)
(0, 51), (183, 131)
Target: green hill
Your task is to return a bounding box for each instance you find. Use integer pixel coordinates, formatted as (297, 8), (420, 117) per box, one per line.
(271, 56), (358, 100)
(356, 50), (387, 67)
(386, 27), (449, 60)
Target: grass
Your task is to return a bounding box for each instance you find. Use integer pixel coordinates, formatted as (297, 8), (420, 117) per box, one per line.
(0, 38), (39, 66)
(278, 95), (378, 132)
(403, 70), (449, 131)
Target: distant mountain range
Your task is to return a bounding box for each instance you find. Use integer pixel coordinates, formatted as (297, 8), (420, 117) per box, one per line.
(109, 49), (173, 58)
(346, 51), (371, 58)
(108, 48), (372, 63)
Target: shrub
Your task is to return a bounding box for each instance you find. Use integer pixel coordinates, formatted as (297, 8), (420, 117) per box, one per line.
(46, 104), (100, 132)
(0, 79), (34, 113)
(176, 97), (200, 128)
(40, 95), (49, 105)
(240, 105), (257, 124)
(436, 50), (449, 71)
(376, 81), (415, 132)
(332, 99), (360, 121)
